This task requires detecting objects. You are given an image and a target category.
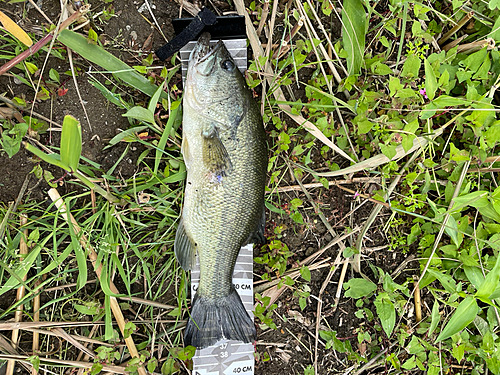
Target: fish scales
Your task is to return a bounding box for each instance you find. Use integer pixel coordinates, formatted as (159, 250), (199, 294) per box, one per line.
(174, 33), (267, 349)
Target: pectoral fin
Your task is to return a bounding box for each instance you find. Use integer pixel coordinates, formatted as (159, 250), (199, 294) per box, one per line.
(202, 125), (232, 176)
(174, 217), (197, 271)
(181, 137), (191, 169)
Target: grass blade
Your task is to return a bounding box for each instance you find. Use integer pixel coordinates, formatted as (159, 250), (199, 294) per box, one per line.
(58, 30), (163, 98)
(65, 198), (87, 289)
(154, 103), (181, 174)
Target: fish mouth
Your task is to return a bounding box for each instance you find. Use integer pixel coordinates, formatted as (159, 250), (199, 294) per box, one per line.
(190, 32), (223, 69)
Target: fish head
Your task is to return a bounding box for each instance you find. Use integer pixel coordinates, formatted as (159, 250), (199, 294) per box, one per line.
(185, 33), (247, 131)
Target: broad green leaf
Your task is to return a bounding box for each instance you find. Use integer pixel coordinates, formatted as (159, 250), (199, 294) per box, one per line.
(445, 214), (460, 248)
(490, 0), (500, 9)
(25, 62), (38, 74)
(464, 265), (484, 289)
(452, 191), (489, 210)
(374, 294), (396, 337)
(357, 119), (373, 134)
(424, 58), (437, 100)
(425, 268), (456, 293)
(401, 54), (421, 78)
(58, 30), (163, 98)
(407, 335), (425, 354)
(462, 48), (488, 73)
(436, 297), (478, 342)
(429, 300), (440, 335)
(402, 356), (416, 370)
(300, 265), (311, 282)
(319, 330), (349, 352)
(290, 198), (303, 209)
(380, 144), (397, 159)
(485, 122), (500, 146)
(480, 203), (500, 222)
(396, 88), (418, 99)
(0, 244), (41, 295)
(438, 69), (450, 88)
(147, 359), (158, 373)
(123, 106), (155, 124)
(299, 296), (307, 310)
(432, 95), (471, 107)
(161, 358), (177, 375)
(1, 122), (28, 158)
(60, 115), (82, 172)
(402, 134), (416, 153)
(343, 278), (376, 298)
(290, 211), (304, 224)
(492, 14), (500, 41)
(372, 62), (393, 75)
(476, 254), (500, 298)
(342, 0), (366, 75)
(27, 356), (40, 372)
(49, 68), (60, 83)
(74, 304), (99, 315)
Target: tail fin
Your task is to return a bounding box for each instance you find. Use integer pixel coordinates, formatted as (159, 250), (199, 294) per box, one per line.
(184, 288), (256, 348)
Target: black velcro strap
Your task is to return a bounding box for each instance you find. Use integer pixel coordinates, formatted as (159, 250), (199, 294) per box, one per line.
(155, 8), (217, 61)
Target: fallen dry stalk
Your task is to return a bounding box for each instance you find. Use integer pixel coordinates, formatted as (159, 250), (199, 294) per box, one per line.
(48, 188), (147, 375)
(256, 0), (270, 37)
(31, 279), (40, 375)
(6, 214), (28, 375)
(414, 276), (422, 323)
(442, 35), (467, 52)
(0, 354), (127, 375)
(270, 177), (381, 193)
(314, 248), (343, 374)
(438, 11), (474, 45)
(444, 37), (496, 53)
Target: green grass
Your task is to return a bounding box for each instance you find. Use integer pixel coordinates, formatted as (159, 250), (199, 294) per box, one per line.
(1, 0), (500, 373)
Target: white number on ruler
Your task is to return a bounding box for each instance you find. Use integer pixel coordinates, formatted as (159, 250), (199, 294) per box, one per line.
(220, 351), (229, 358)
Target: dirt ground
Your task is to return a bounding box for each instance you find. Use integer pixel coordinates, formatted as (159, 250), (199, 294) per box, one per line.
(0, 1), (416, 374)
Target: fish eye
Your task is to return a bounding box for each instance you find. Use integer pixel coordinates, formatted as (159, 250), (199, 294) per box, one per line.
(221, 60), (235, 71)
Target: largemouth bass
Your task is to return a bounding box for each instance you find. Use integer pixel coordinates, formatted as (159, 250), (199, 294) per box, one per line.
(174, 33), (268, 349)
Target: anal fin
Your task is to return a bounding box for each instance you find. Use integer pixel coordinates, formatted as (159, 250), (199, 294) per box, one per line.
(174, 217), (197, 271)
(245, 206), (266, 245)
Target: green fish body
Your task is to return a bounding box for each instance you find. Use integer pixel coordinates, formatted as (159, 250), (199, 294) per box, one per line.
(175, 33), (267, 349)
